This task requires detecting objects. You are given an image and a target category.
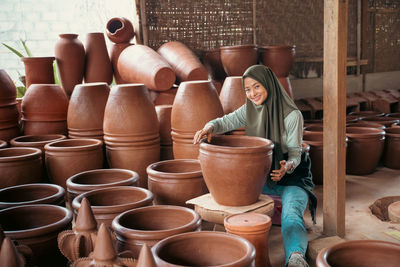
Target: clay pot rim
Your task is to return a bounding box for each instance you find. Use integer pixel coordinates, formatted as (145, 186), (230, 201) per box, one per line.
(258, 45), (296, 50)
(349, 111), (385, 117)
(385, 127), (400, 136)
(346, 127), (385, 137)
(346, 121), (386, 129)
(220, 44), (257, 50)
(302, 142), (310, 153)
(44, 138), (103, 151)
(155, 104), (173, 109)
(361, 117), (400, 123)
(0, 147), (42, 162)
(224, 213), (272, 234)
(86, 32), (105, 36)
(200, 135), (274, 154)
(113, 83), (146, 90)
(58, 33), (79, 39)
(21, 57), (55, 63)
(146, 159), (202, 179)
(106, 17), (134, 36)
(179, 80), (211, 86)
(72, 82), (109, 91)
(0, 140), (6, 149)
(10, 134), (66, 147)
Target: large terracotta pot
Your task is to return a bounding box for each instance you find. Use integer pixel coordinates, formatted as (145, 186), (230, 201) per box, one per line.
(203, 48), (226, 81)
(316, 240), (400, 267)
(72, 186), (153, 227)
(0, 69), (17, 106)
(147, 159), (208, 207)
(109, 43), (132, 84)
(0, 104), (20, 141)
(303, 131), (323, 184)
(171, 80), (224, 159)
(258, 45), (296, 77)
(21, 57), (55, 89)
(382, 127), (400, 169)
(220, 45), (258, 76)
(360, 116), (400, 127)
(10, 134), (66, 159)
(152, 231), (255, 267)
(199, 135), (274, 206)
(112, 205), (201, 258)
(0, 147), (42, 189)
(54, 34), (85, 97)
(0, 183), (64, 209)
(0, 204), (72, 267)
(106, 17), (135, 43)
(219, 76), (247, 114)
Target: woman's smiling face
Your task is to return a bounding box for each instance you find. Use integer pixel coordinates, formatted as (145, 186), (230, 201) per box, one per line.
(244, 77), (268, 105)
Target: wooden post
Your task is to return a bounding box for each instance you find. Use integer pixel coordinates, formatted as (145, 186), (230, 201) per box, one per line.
(323, 0), (348, 237)
(133, 0), (143, 44)
(252, 0), (257, 45)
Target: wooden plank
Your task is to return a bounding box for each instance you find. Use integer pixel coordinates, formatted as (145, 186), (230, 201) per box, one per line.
(323, 0), (348, 237)
(357, 0), (361, 76)
(140, 0), (148, 46)
(253, 0), (257, 45)
(295, 57), (367, 66)
(133, 0), (143, 44)
(361, 0), (367, 91)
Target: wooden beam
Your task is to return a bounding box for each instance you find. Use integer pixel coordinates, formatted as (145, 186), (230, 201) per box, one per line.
(133, 0), (143, 44)
(357, 0), (361, 75)
(252, 0), (257, 45)
(323, 0), (348, 237)
(140, 0), (149, 46)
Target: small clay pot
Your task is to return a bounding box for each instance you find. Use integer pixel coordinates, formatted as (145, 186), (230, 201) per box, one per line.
(112, 205), (201, 258)
(219, 76), (247, 114)
(360, 116), (400, 127)
(10, 134), (66, 158)
(0, 183), (65, 209)
(21, 57), (55, 89)
(0, 69), (17, 106)
(220, 45), (258, 76)
(106, 17), (135, 43)
(0, 125), (20, 142)
(303, 131), (323, 185)
(203, 48), (226, 81)
(259, 45), (296, 77)
(382, 127), (400, 169)
(0, 140), (6, 149)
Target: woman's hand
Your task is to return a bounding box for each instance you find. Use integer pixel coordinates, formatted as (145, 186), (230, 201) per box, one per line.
(270, 160), (294, 182)
(193, 124), (214, 144)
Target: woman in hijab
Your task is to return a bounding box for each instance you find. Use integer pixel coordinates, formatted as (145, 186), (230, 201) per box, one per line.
(193, 65), (316, 267)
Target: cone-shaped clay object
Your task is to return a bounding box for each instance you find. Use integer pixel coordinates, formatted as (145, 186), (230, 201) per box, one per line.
(75, 198), (98, 232)
(0, 237), (24, 267)
(137, 244), (157, 267)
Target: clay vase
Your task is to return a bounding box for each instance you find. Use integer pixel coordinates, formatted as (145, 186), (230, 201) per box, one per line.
(0, 103), (20, 142)
(156, 105), (174, 160)
(220, 76), (247, 114)
(259, 45), (296, 77)
(382, 127), (400, 169)
(118, 45), (176, 91)
(44, 138), (104, 190)
(0, 183), (64, 209)
(109, 43), (132, 84)
(103, 84), (160, 188)
(0, 69), (17, 106)
(171, 80), (224, 159)
(346, 127), (385, 175)
(224, 213), (272, 267)
(0, 204), (72, 267)
(106, 17), (135, 43)
(54, 34), (85, 97)
(0, 147), (42, 189)
(146, 159), (208, 207)
(203, 48), (226, 81)
(0, 140), (6, 149)
(72, 186), (153, 227)
(21, 57), (55, 89)
(220, 45), (258, 76)
(361, 116), (400, 128)
(112, 205), (201, 258)
(152, 231), (255, 267)
(199, 135), (274, 206)
(157, 41), (208, 83)
(303, 131), (323, 185)
(67, 82), (110, 140)
(316, 240), (400, 267)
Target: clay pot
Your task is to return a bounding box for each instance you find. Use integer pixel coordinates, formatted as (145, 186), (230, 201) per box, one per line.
(303, 125), (323, 134)
(103, 84), (160, 188)
(385, 113), (400, 119)
(0, 147), (42, 189)
(54, 34), (85, 97)
(224, 213), (272, 267)
(156, 105), (173, 145)
(109, 43), (132, 84)
(0, 104), (20, 141)
(152, 231), (255, 267)
(259, 45), (296, 77)
(44, 138), (104, 190)
(316, 240), (400, 267)
(203, 48), (226, 81)
(219, 76), (247, 114)
(0, 204), (72, 267)
(157, 41), (208, 83)
(72, 186), (153, 227)
(392, 122), (400, 128)
(160, 145), (174, 161)
(360, 116), (400, 127)
(21, 57), (55, 89)
(346, 127), (385, 175)
(220, 45), (258, 76)
(112, 205), (201, 258)
(277, 76), (294, 99)
(382, 127), (400, 169)
(346, 120), (386, 130)
(106, 17), (135, 43)
(388, 201), (400, 223)
(0, 183), (65, 209)
(199, 135), (274, 206)
(152, 86), (178, 105)
(147, 159), (208, 207)
(171, 80), (224, 159)
(0, 69), (17, 106)
(118, 45), (176, 91)
(0, 140), (6, 149)
(10, 134), (66, 159)
(303, 131), (323, 185)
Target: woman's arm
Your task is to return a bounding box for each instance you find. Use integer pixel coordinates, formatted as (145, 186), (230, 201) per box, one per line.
(284, 109), (303, 173)
(206, 104), (246, 134)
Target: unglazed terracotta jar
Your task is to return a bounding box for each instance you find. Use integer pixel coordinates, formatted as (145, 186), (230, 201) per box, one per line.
(316, 240), (400, 267)
(109, 43), (132, 84)
(0, 147), (42, 189)
(259, 45), (296, 77)
(171, 80), (224, 159)
(220, 45), (258, 76)
(0, 69), (17, 106)
(72, 186), (153, 227)
(199, 135), (274, 206)
(220, 76), (247, 114)
(112, 205), (201, 258)
(303, 131), (323, 185)
(382, 127), (400, 169)
(118, 45), (176, 91)
(0, 204), (72, 267)
(146, 159), (208, 206)
(106, 17), (135, 43)
(55, 34), (85, 97)
(203, 48), (226, 81)
(156, 105), (174, 160)
(21, 57), (55, 88)
(152, 231), (255, 267)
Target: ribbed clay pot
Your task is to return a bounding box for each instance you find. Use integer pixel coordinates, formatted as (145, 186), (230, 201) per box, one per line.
(361, 116), (400, 127)
(72, 186), (153, 227)
(303, 131), (323, 184)
(55, 34), (85, 97)
(106, 17), (135, 43)
(199, 135), (274, 206)
(220, 45), (258, 76)
(0, 204), (72, 267)
(0, 140), (6, 149)
(112, 205), (201, 258)
(171, 80), (224, 159)
(203, 48), (226, 81)
(45, 138), (104, 190)
(152, 231), (255, 267)
(21, 57), (55, 89)
(157, 41), (208, 83)
(0, 69), (17, 106)
(0, 103), (20, 141)
(346, 127), (385, 175)
(0, 147), (42, 189)
(220, 76), (247, 114)
(0, 183), (65, 209)
(146, 159), (208, 207)
(258, 45), (296, 77)
(118, 45), (176, 91)
(316, 240), (400, 267)
(109, 43), (132, 84)
(382, 127), (400, 169)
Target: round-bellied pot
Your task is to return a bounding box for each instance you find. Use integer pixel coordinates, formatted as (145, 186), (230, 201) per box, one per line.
(303, 131), (323, 185)
(0, 147), (42, 189)
(0, 183), (65, 209)
(44, 138), (104, 190)
(109, 43), (133, 84)
(0, 69), (17, 106)
(203, 48), (226, 81)
(258, 45), (296, 77)
(10, 134), (66, 158)
(0, 204), (72, 267)
(199, 135), (274, 206)
(106, 17), (135, 43)
(72, 186), (153, 227)
(112, 205), (201, 258)
(219, 76), (247, 115)
(152, 231), (255, 267)
(316, 240), (400, 267)
(146, 159), (208, 207)
(21, 57), (55, 88)
(360, 116), (400, 128)
(220, 45), (258, 76)
(0, 139), (6, 149)
(382, 127), (400, 169)
(346, 127), (385, 175)
(66, 168), (139, 206)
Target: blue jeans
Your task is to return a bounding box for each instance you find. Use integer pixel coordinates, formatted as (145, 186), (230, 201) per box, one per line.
(262, 184), (309, 265)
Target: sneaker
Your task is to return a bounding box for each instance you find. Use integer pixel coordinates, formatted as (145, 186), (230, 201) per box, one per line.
(287, 253), (309, 267)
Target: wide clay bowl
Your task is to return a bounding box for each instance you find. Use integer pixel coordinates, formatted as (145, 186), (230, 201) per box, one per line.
(316, 240), (400, 267)
(152, 231), (255, 267)
(199, 135), (274, 206)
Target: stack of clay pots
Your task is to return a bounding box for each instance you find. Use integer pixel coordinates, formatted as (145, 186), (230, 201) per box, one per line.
(0, 70), (20, 141)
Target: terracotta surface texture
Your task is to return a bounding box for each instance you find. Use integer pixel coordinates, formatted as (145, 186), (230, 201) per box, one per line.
(220, 44), (258, 76)
(106, 17), (135, 44)
(0, 237), (25, 267)
(155, 104), (173, 145)
(136, 244), (157, 267)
